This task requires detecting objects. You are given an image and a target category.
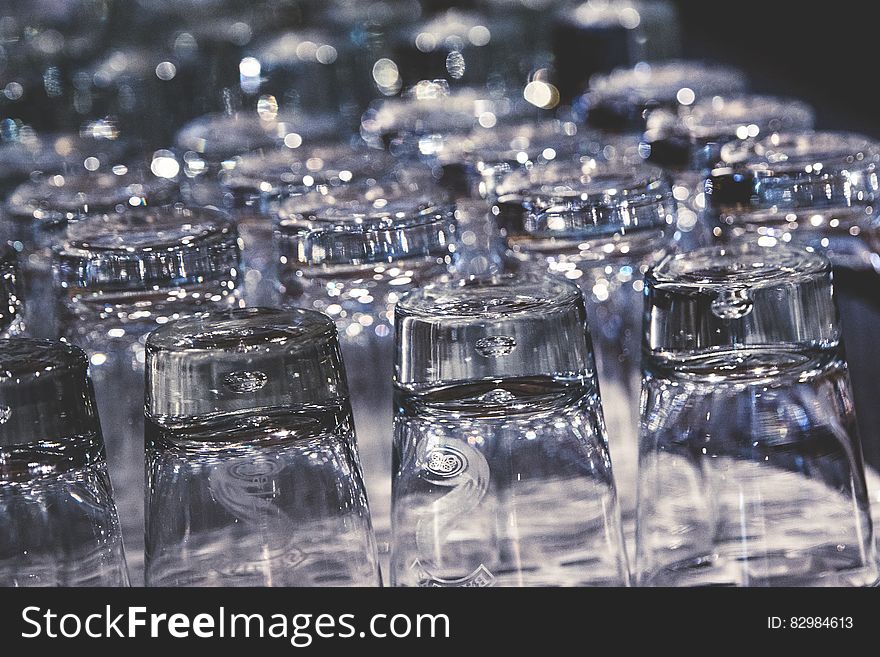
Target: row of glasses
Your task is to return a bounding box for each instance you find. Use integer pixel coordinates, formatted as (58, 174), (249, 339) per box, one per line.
(1, 238), (877, 587)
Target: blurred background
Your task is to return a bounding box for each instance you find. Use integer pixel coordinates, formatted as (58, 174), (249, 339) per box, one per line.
(1, 0), (871, 151)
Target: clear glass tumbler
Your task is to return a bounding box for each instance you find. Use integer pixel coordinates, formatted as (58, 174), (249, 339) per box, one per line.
(144, 307), (380, 587)
(360, 82), (546, 158)
(275, 180), (457, 558)
(706, 131), (880, 541)
(495, 157), (677, 524)
(0, 129), (129, 199)
(219, 142), (405, 307)
(642, 94), (815, 240)
(636, 242), (878, 586)
(578, 60), (748, 134)
(391, 274), (629, 587)
(0, 338), (129, 586)
(3, 168), (179, 339)
(53, 204), (242, 584)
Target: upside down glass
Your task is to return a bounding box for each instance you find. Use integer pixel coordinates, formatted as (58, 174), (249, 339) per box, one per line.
(275, 180), (457, 560)
(53, 205), (242, 584)
(642, 94), (815, 242)
(0, 338), (129, 586)
(637, 242), (877, 586)
(579, 61), (748, 135)
(3, 168), (179, 339)
(392, 275), (629, 587)
(144, 308), (380, 587)
(495, 158), (677, 525)
(706, 131), (880, 542)
(219, 142), (408, 307)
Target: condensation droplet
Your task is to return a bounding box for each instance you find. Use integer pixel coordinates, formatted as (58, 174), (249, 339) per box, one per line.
(711, 289), (753, 320)
(475, 335), (516, 357)
(223, 370), (268, 393)
(0, 405), (10, 424)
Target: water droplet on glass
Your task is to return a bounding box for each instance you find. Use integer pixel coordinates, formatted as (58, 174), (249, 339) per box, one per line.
(0, 405), (10, 424)
(711, 289), (753, 319)
(223, 370), (268, 393)
(476, 388), (517, 404)
(475, 335), (516, 357)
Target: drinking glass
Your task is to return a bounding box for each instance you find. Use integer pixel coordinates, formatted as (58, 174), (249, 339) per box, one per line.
(552, 0), (683, 102)
(175, 110), (344, 174)
(636, 242), (878, 586)
(219, 142), (406, 307)
(495, 157), (677, 523)
(578, 61), (748, 134)
(3, 168), (179, 339)
(642, 94), (815, 241)
(391, 274), (629, 587)
(0, 338), (129, 586)
(434, 117), (625, 199)
(360, 81), (547, 158)
(144, 307), (380, 587)
(53, 204), (242, 583)
(0, 129), (130, 200)
(275, 179), (457, 560)
(705, 131), (880, 535)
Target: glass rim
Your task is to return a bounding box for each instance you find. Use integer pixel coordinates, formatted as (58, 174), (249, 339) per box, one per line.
(433, 118), (596, 168)
(708, 131), (880, 210)
(396, 273), (582, 320)
(588, 60), (748, 100)
(496, 159), (675, 238)
(175, 110), (342, 160)
(145, 306), (336, 354)
(276, 180), (457, 266)
(0, 337), (88, 383)
(53, 205), (240, 293)
(5, 170), (180, 225)
(718, 130), (879, 167)
(643, 94), (816, 159)
(0, 130), (127, 178)
(57, 205), (236, 254)
(648, 242), (831, 292)
(360, 84), (542, 148)
(219, 142), (397, 200)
